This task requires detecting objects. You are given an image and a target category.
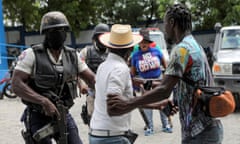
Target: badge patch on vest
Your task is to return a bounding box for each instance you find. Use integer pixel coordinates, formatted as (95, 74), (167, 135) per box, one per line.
(18, 51), (27, 61)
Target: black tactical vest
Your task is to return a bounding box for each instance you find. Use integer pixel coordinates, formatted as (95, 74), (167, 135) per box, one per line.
(25, 44), (78, 109)
(86, 46), (108, 73)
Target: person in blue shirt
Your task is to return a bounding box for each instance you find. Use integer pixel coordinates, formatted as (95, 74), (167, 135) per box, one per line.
(130, 41), (162, 58)
(130, 28), (173, 136)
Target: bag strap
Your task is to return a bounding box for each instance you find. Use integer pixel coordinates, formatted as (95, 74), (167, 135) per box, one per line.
(179, 39), (210, 110)
(181, 77), (202, 111)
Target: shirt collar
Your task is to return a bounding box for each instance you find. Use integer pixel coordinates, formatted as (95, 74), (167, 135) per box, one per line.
(46, 48), (63, 64)
(108, 52), (126, 63)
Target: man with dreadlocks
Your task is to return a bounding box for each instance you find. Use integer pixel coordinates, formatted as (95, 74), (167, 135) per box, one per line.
(107, 3), (223, 144)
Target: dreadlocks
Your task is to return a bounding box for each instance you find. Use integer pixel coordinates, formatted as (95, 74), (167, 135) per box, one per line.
(166, 3), (192, 32)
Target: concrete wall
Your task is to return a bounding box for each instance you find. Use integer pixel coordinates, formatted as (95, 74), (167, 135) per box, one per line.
(4, 26), (216, 50)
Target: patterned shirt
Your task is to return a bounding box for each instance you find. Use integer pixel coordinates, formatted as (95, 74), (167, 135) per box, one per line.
(165, 35), (214, 139)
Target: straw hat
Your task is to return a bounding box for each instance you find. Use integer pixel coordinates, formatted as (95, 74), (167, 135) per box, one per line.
(99, 24), (143, 49)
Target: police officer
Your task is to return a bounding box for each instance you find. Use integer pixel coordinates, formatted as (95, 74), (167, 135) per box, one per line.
(80, 23), (110, 73)
(79, 23), (110, 125)
(12, 11), (95, 144)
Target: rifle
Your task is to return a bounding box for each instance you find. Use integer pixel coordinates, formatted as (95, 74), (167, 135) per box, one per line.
(55, 100), (68, 144)
(33, 100), (68, 144)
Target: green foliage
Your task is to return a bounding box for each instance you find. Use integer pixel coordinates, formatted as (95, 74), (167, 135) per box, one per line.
(94, 0), (161, 27)
(189, 0), (240, 30)
(157, 0), (174, 19)
(3, 0), (240, 33)
(3, 0), (41, 31)
(3, 0), (164, 34)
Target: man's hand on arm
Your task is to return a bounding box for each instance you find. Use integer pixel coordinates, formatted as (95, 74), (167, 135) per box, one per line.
(142, 99), (178, 116)
(107, 75), (180, 116)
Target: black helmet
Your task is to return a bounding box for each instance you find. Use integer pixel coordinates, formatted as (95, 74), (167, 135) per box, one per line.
(92, 23), (110, 39)
(40, 11), (70, 34)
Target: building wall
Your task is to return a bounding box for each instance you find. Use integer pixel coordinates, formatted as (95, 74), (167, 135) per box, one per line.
(4, 26), (216, 50)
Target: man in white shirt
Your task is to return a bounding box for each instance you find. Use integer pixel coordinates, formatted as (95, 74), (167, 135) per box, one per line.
(89, 24), (142, 144)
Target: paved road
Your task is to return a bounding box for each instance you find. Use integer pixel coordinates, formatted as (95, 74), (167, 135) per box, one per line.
(0, 97), (240, 144)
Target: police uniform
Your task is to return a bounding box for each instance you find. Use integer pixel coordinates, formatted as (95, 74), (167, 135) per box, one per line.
(17, 45), (87, 144)
(78, 23), (109, 125)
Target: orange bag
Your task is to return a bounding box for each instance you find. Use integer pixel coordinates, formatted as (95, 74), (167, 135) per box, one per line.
(194, 86), (236, 118)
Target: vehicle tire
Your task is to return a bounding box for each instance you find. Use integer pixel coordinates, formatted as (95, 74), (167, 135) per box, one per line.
(2, 82), (17, 98)
(0, 91), (3, 99)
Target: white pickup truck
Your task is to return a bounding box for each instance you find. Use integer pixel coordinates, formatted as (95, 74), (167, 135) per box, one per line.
(212, 23), (240, 110)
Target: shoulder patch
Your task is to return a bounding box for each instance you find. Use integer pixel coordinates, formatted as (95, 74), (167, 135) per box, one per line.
(18, 51), (27, 61)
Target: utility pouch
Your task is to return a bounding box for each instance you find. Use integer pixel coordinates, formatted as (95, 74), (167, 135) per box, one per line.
(80, 104), (90, 125)
(21, 129), (35, 144)
(162, 101), (173, 117)
(124, 130), (138, 144)
(143, 80), (152, 90)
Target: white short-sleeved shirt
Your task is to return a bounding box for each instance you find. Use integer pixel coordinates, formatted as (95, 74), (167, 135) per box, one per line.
(90, 53), (133, 131)
(15, 47), (88, 74)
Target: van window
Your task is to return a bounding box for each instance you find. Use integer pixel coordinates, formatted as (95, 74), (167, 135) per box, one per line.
(221, 30), (240, 49)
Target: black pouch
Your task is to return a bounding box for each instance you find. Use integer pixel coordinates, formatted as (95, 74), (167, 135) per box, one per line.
(124, 130), (138, 144)
(80, 104), (90, 125)
(143, 80), (152, 90)
(162, 101), (173, 117)
(21, 130), (35, 144)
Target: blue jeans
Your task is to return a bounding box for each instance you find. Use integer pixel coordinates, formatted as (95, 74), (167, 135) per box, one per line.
(22, 108), (83, 144)
(89, 134), (130, 144)
(143, 109), (170, 129)
(182, 120), (223, 144)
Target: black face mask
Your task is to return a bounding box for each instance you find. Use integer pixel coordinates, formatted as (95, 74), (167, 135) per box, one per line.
(93, 35), (106, 52)
(46, 28), (66, 50)
(94, 38), (107, 52)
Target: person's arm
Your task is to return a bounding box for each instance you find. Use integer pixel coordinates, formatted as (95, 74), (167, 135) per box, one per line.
(77, 50), (95, 89)
(161, 56), (167, 69)
(140, 99), (178, 116)
(107, 75), (179, 116)
(77, 79), (89, 95)
(107, 45), (189, 116)
(130, 66), (137, 77)
(78, 69), (95, 89)
(12, 70), (60, 118)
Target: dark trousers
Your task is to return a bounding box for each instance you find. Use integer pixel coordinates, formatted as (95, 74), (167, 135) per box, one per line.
(21, 108), (83, 144)
(182, 120), (223, 144)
